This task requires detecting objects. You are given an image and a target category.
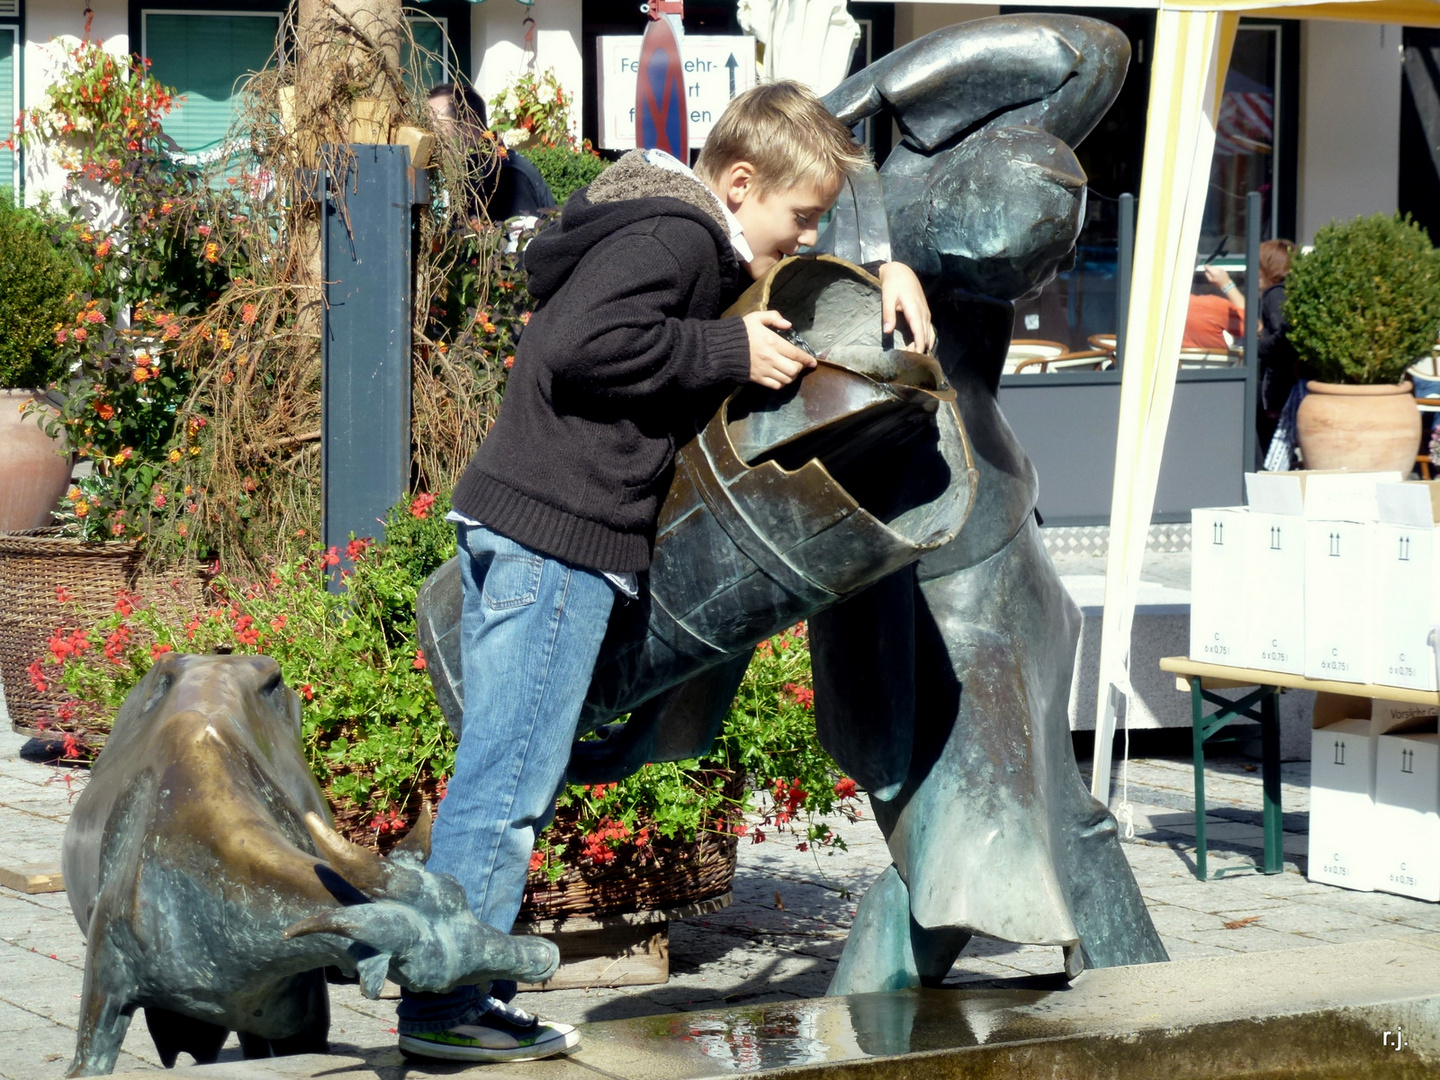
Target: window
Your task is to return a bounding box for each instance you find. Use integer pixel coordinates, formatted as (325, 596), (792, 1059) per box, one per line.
(0, 23), (16, 192)
(141, 10), (283, 161)
(406, 15), (451, 94)
(1200, 22), (1284, 257)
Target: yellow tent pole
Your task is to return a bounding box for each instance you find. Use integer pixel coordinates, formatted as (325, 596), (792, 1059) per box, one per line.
(1091, 9), (1240, 806)
(1167, 0), (1440, 24)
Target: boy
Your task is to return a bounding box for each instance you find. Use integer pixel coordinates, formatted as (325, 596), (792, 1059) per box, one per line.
(398, 80), (933, 1064)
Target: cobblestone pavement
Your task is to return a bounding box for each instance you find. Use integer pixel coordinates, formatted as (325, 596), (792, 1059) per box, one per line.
(5, 712), (1440, 1079)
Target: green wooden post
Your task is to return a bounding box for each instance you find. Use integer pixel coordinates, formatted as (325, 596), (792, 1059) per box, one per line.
(1261, 688), (1284, 874)
(1190, 676), (1209, 881)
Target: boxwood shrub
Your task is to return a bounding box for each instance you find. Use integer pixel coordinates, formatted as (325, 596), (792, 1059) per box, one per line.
(1284, 213), (1440, 385)
(518, 144), (609, 206)
(0, 194), (82, 390)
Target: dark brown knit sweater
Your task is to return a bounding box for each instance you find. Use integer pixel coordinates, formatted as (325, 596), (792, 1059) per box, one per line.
(449, 152), (753, 572)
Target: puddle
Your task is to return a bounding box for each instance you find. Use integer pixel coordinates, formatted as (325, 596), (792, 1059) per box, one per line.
(608, 989), (1440, 1079)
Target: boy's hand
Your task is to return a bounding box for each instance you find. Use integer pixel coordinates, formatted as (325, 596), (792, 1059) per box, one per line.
(877, 262), (935, 353)
(743, 310), (817, 390)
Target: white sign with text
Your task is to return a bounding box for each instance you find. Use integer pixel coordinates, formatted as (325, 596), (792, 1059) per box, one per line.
(596, 35), (757, 151)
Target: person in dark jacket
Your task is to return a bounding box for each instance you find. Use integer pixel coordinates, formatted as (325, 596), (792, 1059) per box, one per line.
(428, 82), (557, 222)
(1203, 239), (1300, 452)
(397, 80), (933, 1065)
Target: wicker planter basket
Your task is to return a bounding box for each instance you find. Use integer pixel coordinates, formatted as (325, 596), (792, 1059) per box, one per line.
(0, 529), (145, 739)
(0, 529), (209, 745)
(332, 768), (743, 921)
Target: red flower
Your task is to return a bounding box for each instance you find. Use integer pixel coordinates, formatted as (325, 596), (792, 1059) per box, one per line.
(409, 492), (436, 519)
(529, 850), (545, 872)
(412, 649), (427, 671)
(269, 614), (287, 632)
(299, 684), (315, 701)
(55, 586), (73, 604)
(434, 776), (448, 802)
(150, 642), (173, 659)
(113, 589), (140, 617)
(103, 625), (132, 663)
(232, 614), (259, 647)
(321, 546), (341, 568)
(61, 733), (82, 759)
(783, 682), (814, 710)
(26, 659), (48, 694)
(370, 808), (405, 834)
(345, 537), (372, 561)
(834, 777), (858, 800)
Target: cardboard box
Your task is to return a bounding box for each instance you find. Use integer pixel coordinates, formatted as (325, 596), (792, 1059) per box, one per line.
(1308, 718), (1379, 890)
(1190, 507), (1247, 664)
(1369, 481), (1440, 691)
(1372, 729), (1440, 901)
(1303, 518), (1371, 682)
(1300, 470), (1402, 521)
(1243, 473), (1305, 673)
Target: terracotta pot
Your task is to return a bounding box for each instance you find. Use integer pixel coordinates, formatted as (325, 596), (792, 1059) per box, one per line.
(0, 390), (72, 531)
(1295, 380), (1422, 474)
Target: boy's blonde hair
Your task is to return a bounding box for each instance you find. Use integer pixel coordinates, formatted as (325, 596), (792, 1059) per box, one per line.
(695, 80), (869, 197)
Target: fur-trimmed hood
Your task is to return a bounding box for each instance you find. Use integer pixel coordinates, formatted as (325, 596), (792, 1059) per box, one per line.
(522, 150), (738, 301)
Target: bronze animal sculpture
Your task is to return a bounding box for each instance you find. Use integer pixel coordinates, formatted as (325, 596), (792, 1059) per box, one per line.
(62, 653), (559, 1076)
(419, 10), (1166, 998)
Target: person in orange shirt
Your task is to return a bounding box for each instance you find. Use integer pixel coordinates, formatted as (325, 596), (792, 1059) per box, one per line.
(1182, 265), (1245, 350)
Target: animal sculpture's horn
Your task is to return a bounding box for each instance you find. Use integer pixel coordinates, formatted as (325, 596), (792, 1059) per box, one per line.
(301, 812), (396, 897)
(282, 909), (365, 941)
(391, 800), (432, 863)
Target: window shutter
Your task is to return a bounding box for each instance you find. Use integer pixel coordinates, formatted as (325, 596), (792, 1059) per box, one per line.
(144, 14), (280, 158)
(0, 27), (15, 192)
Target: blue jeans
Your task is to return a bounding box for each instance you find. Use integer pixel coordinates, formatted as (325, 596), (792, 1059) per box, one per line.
(398, 522), (615, 1032)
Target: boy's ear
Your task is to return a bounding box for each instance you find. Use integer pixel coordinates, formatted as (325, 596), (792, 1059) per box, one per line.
(721, 160), (758, 210)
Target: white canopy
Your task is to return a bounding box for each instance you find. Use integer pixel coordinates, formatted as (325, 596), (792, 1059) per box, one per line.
(1079, 0), (1440, 804)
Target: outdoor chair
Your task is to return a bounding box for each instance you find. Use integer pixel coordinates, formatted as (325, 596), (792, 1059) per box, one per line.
(1011, 348), (1112, 373)
(1004, 338), (1068, 374)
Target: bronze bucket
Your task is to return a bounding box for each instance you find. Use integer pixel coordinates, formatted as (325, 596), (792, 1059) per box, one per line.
(418, 256), (977, 736)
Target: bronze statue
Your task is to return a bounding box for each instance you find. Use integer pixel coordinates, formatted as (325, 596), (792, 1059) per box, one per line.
(419, 11), (1167, 997)
(61, 654), (558, 1076)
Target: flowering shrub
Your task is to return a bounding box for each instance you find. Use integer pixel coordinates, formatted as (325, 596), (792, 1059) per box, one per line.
(8, 40), (175, 189)
(489, 68), (574, 151)
(38, 493), (860, 864)
(36, 297), (208, 541)
(430, 222), (537, 378)
(10, 39), (237, 543)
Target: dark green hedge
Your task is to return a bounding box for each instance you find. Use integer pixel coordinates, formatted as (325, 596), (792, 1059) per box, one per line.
(519, 145), (610, 206)
(0, 194), (82, 390)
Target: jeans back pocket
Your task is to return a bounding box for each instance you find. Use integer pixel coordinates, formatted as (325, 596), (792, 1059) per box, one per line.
(482, 553), (544, 610)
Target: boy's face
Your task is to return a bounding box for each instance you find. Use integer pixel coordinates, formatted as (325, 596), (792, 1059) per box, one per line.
(713, 163), (841, 280)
